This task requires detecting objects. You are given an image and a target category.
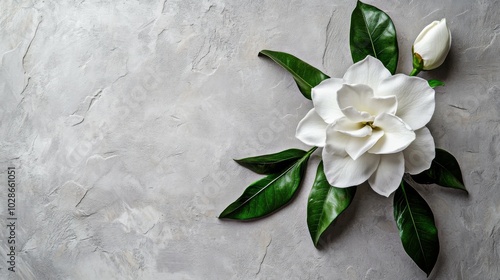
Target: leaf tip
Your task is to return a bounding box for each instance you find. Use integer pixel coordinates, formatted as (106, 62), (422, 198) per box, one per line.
(308, 230), (319, 246)
(460, 186), (469, 194)
(425, 264), (436, 277)
(218, 207), (232, 219)
(428, 79), (445, 88)
(258, 49), (271, 57)
(312, 237), (320, 247)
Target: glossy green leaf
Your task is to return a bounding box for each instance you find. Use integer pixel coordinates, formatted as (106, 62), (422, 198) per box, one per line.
(412, 148), (467, 193)
(307, 161), (356, 246)
(219, 147), (316, 220)
(258, 50), (329, 99)
(350, 1), (399, 74)
(234, 148), (307, 175)
(428, 79), (445, 88)
(394, 180), (439, 276)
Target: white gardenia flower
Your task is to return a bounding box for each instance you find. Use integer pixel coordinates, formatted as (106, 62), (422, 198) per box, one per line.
(413, 18), (451, 70)
(296, 56), (436, 197)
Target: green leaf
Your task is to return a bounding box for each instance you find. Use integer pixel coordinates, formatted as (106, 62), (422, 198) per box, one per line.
(258, 50), (329, 99)
(307, 161), (356, 246)
(394, 180), (439, 276)
(428, 79), (445, 88)
(412, 148), (467, 193)
(350, 1), (399, 74)
(219, 147), (316, 220)
(234, 148), (307, 175)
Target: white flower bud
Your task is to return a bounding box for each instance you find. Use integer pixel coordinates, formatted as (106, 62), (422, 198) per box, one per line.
(413, 18), (451, 71)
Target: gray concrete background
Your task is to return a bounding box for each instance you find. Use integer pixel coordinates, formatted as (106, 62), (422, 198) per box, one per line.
(0, 0), (498, 279)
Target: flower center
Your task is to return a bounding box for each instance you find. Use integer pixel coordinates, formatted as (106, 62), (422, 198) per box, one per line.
(362, 121), (376, 129)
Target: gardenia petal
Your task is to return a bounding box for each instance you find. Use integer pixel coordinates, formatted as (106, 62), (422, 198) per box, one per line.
(369, 113), (416, 154)
(338, 84), (397, 117)
(296, 109), (328, 147)
(341, 106), (374, 123)
(368, 152), (405, 197)
(337, 84), (374, 113)
(345, 129), (384, 160)
(322, 148), (380, 187)
(324, 125), (350, 157)
(343, 56), (391, 91)
(403, 127), (435, 174)
(377, 74), (435, 130)
(369, 96), (398, 116)
(311, 78), (345, 123)
(333, 117), (372, 137)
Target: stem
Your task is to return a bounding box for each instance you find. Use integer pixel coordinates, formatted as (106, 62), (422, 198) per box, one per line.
(409, 68), (421, 76)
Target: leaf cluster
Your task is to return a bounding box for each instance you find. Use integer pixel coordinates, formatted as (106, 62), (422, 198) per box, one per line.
(219, 1), (463, 276)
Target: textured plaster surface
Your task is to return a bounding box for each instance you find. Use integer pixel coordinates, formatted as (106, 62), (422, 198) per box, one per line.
(0, 0), (499, 279)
